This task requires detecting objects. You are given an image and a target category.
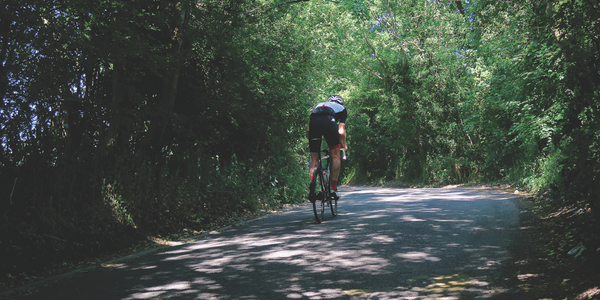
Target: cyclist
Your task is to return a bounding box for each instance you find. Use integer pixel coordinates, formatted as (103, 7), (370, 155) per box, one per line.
(307, 94), (348, 202)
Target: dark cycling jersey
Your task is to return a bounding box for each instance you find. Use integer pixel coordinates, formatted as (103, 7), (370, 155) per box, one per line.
(309, 102), (347, 152)
(311, 102), (347, 124)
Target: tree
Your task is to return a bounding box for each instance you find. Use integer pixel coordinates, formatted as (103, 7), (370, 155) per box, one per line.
(0, 0), (317, 278)
(335, 0), (477, 183)
(471, 0), (600, 215)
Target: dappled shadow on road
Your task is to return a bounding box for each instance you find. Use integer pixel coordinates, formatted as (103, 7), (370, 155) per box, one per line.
(15, 186), (522, 300)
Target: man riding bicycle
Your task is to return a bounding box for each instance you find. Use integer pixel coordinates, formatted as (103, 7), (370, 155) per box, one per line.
(308, 95), (348, 202)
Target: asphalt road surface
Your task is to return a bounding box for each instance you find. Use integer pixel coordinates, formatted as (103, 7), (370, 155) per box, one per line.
(7, 186), (523, 300)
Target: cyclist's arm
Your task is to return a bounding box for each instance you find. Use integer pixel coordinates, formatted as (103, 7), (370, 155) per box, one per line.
(338, 123), (347, 151)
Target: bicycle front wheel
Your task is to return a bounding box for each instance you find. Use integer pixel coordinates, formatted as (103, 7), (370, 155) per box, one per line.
(330, 197), (337, 217)
(313, 199), (325, 223)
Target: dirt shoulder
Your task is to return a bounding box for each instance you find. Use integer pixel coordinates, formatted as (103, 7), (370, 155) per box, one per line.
(487, 187), (600, 300)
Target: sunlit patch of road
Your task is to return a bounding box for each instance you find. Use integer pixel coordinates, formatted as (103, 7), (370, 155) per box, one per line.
(12, 186), (521, 300)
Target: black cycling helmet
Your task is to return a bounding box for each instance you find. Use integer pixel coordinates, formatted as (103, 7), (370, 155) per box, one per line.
(328, 94), (344, 106)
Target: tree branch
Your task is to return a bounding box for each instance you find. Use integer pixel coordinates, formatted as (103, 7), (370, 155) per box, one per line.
(359, 62), (384, 81)
(381, 19), (425, 53)
(9, 177), (17, 205)
(363, 30), (392, 80)
(455, 1), (465, 15)
(405, 40), (424, 52)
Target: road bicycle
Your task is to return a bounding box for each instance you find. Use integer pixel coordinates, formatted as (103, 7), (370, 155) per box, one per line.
(309, 148), (346, 223)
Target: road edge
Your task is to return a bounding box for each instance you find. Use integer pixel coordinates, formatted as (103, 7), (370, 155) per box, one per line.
(0, 203), (308, 298)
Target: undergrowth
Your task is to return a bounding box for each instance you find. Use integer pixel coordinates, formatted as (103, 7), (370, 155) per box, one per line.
(497, 188), (600, 300)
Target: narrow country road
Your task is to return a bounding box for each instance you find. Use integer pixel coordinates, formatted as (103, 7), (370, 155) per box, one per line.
(7, 186), (524, 300)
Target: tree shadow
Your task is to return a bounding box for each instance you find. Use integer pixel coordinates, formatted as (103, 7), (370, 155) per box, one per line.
(15, 186), (523, 300)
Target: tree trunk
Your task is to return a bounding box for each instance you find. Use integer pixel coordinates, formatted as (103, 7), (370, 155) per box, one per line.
(136, 5), (187, 158)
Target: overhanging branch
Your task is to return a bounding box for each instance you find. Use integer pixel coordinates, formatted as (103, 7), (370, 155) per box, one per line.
(359, 62), (384, 81)
(363, 30), (392, 80)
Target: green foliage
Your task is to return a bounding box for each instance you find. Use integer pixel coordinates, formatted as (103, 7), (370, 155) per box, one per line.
(338, 0), (478, 185)
(2, 0), (599, 287)
(341, 0), (371, 20)
(1, 0), (311, 278)
(471, 0), (600, 211)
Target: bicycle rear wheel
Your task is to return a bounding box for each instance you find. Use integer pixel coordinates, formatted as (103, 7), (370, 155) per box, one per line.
(321, 164), (336, 217)
(311, 168), (324, 223)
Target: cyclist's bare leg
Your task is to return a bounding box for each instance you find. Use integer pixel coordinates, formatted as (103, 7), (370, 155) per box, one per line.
(330, 146), (341, 189)
(309, 152), (319, 180)
(308, 152), (320, 202)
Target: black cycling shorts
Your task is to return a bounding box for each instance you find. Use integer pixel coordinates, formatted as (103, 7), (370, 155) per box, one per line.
(309, 113), (341, 153)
